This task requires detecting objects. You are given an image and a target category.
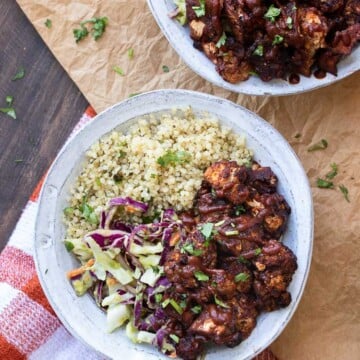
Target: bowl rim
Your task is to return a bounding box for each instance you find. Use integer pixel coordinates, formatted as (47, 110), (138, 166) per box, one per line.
(147, 0), (360, 96)
(34, 89), (314, 359)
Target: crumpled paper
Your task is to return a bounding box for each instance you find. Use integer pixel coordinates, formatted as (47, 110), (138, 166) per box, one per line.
(16, 0), (360, 358)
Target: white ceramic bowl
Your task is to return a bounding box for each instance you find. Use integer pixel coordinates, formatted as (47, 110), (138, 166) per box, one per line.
(35, 90), (313, 360)
(147, 0), (360, 96)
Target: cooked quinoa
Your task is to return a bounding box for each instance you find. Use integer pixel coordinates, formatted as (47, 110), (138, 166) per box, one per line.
(64, 108), (252, 239)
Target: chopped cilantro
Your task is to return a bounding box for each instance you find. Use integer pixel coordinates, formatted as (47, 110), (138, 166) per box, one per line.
(216, 32), (227, 48)
(127, 48), (134, 59)
(272, 34), (284, 45)
(191, 305), (202, 314)
(317, 178), (334, 189)
(0, 96), (16, 119)
(307, 139), (328, 152)
(264, 5), (281, 22)
(63, 207), (74, 217)
(12, 67), (25, 81)
(45, 19), (52, 28)
(181, 243), (203, 256)
(64, 241), (74, 252)
(113, 66), (125, 76)
(235, 205), (246, 216)
(254, 248), (262, 256)
(162, 65), (170, 73)
(194, 271), (209, 281)
(192, 0), (206, 17)
(339, 184), (350, 202)
(200, 222), (214, 243)
(239, 256), (251, 265)
(157, 150), (191, 167)
(253, 45), (264, 56)
(214, 295), (229, 308)
(235, 272), (250, 282)
(129, 93), (140, 97)
(80, 197), (99, 224)
(74, 17), (108, 42)
(179, 299), (187, 309)
(326, 163), (338, 180)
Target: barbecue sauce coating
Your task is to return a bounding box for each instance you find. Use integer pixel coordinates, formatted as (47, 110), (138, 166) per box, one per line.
(184, 0), (360, 82)
(162, 160), (297, 360)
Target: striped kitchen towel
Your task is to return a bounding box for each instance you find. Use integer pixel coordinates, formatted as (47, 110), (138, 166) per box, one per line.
(0, 106), (277, 360)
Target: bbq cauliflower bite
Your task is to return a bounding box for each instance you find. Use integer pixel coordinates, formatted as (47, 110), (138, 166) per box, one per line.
(252, 240), (297, 311)
(204, 160), (249, 204)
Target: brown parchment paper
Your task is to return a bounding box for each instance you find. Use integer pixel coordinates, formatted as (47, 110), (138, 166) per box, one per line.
(16, 0), (360, 359)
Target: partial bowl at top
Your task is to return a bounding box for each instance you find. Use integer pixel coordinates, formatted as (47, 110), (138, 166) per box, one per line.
(147, 0), (360, 96)
(34, 90), (313, 360)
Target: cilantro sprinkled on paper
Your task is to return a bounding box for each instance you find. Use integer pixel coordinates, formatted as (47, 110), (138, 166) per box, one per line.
(326, 163), (338, 180)
(317, 178), (334, 189)
(113, 66), (125, 76)
(162, 65), (170, 73)
(45, 19), (52, 28)
(127, 48), (134, 59)
(339, 184), (350, 202)
(307, 139), (328, 152)
(74, 17), (108, 42)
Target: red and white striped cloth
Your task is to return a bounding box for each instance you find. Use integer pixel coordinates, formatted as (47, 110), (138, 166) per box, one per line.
(0, 107), (277, 360)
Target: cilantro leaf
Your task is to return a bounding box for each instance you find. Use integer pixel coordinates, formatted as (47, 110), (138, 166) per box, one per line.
(12, 67), (25, 81)
(64, 241), (74, 252)
(0, 108), (16, 119)
(127, 48), (134, 59)
(73, 26), (89, 43)
(326, 163), (338, 180)
(317, 178), (334, 189)
(194, 271), (209, 281)
(157, 150), (191, 167)
(6, 96), (13, 106)
(216, 32), (227, 48)
(253, 45), (264, 56)
(80, 197), (99, 224)
(307, 139), (328, 152)
(200, 222), (214, 242)
(339, 184), (350, 202)
(272, 34), (284, 45)
(235, 272), (250, 282)
(113, 66), (125, 76)
(235, 205), (246, 216)
(254, 248), (262, 256)
(191, 305), (202, 314)
(264, 5), (281, 22)
(162, 65), (170, 73)
(192, 0), (206, 17)
(45, 19), (52, 29)
(181, 243), (203, 256)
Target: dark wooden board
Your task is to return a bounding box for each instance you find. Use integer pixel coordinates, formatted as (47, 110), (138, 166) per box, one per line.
(0, 0), (88, 251)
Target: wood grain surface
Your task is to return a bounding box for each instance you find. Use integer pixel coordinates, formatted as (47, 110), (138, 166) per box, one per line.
(0, 0), (88, 251)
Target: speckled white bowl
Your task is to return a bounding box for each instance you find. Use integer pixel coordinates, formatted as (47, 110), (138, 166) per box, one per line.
(35, 90), (313, 360)
(147, 0), (359, 96)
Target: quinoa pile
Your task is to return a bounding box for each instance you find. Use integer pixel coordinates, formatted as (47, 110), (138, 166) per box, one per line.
(64, 108), (252, 239)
